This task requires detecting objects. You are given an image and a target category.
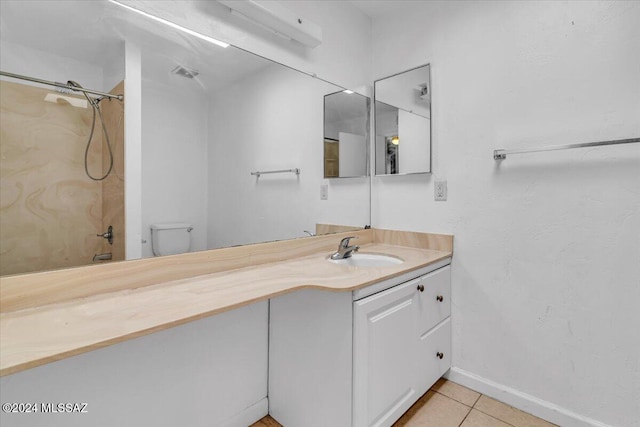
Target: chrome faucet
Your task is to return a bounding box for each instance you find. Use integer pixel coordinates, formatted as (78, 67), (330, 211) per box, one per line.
(331, 236), (360, 260)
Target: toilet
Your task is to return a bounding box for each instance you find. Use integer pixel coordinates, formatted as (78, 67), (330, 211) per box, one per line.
(150, 223), (193, 256)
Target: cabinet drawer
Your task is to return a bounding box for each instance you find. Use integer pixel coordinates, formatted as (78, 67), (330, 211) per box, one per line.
(415, 265), (450, 335)
(416, 317), (451, 394)
(353, 259), (451, 300)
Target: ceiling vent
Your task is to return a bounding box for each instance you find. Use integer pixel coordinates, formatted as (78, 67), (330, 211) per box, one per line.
(171, 65), (200, 79)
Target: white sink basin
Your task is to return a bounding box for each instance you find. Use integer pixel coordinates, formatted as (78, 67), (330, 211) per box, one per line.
(328, 253), (404, 267)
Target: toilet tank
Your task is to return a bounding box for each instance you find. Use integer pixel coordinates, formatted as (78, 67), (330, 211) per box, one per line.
(150, 223), (193, 257)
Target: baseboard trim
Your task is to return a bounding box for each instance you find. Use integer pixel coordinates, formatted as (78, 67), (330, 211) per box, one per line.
(445, 368), (613, 427)
(219, 397), (268, 427)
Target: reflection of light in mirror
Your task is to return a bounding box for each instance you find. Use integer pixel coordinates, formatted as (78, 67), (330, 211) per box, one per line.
(391, 136), (399, 145)
(108, 0), (230, 48)
(343, 90), (354, 94)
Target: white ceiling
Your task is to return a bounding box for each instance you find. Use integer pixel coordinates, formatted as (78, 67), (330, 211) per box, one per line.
(0, 1), (284, 93)
(325, 91), (369, 124)
(349, 0), (421, 19)
(0, 1), (121, 68)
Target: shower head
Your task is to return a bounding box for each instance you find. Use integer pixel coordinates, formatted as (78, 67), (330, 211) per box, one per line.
(171, 65), (199, 79)
(44, 93), (88, 109)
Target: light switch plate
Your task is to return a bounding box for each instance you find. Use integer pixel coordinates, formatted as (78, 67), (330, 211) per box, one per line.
(320, 184), (328, 200)
(435, 180), (447, 201)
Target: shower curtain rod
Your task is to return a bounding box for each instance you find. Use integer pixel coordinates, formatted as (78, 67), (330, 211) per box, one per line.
(0, 71), (123, 101)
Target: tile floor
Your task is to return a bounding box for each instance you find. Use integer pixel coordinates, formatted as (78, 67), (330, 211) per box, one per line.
(250, 379), (558, 427)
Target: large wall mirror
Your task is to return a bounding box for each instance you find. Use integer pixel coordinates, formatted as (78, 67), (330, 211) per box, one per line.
(0, 0), (370, 276)
(374, 64), (431, 175)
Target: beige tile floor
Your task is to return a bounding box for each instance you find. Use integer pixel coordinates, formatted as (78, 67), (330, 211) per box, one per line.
(251, 379), (558, 427)
(394, 379), (557, 427)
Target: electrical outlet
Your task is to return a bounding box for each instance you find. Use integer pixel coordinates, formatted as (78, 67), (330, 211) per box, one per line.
(320, 184), (328, 200)
(435, 180), (447, 201)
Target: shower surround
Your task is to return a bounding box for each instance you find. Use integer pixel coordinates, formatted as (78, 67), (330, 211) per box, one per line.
(0, 80), (124, 275)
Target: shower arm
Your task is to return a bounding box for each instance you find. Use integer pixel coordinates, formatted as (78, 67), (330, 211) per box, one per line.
(0, 71), (123, 101)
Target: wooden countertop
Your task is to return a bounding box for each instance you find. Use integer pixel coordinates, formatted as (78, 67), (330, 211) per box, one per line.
(0, 229), (452, 376)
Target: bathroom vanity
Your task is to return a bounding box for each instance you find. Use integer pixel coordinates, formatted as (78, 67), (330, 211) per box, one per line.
(269, 258), (451, 427)
(0, 229), (452, 427)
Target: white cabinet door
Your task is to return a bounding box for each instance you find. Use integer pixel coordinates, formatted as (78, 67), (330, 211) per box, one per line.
(353, 278), (422, 427)
(353, 265), (452, 427)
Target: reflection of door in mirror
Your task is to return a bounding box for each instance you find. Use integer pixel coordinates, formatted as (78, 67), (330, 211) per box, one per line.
(324, 138), (339, 178)
(375, 101), (399, 174)
(385, 136), (399, 174)
(374, 64), (431, 175)
(0, 80), (125, 275)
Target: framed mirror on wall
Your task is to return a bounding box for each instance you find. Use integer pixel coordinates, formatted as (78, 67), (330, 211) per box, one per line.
(374, 64), (431, 175)
(0, 0), (371, 277)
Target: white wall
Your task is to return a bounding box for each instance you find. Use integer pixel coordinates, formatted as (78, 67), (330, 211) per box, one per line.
(140, 77), (209, 258)
(370, 2), (640, 427)
(102, 42), (125, 93)
(375, 65), (430, 117)
(338, 132), (367, 177)
(0, 40), (104, 91)
(124, 42), (143, 261)
(0, 302), (268, 427)
(325, 116), (367, 141)
(207, 64), (370, 249)
(398, 110), (430, 174)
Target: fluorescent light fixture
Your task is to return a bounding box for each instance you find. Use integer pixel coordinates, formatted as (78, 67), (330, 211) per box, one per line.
(219, 0), (322, 48)
(343, 90), (354, 94)
(108, 0), (230, 48)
